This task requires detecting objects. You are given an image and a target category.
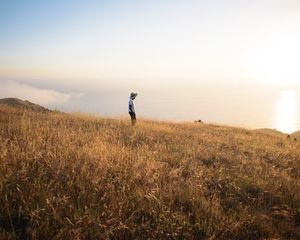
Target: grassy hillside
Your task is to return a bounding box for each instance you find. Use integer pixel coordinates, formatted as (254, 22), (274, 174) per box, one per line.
(253, 128), (285, 137)
(292, 131), (300, 141)
(0, 104), (300, 239)
(0, 98), (49, 112)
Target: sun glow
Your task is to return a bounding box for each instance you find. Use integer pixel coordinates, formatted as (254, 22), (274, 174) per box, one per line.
(248, 33), (300, 87)
(273, 90), (298, 133)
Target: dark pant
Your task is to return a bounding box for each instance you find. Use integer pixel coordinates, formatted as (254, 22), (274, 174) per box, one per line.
(129, 112), (136, 125)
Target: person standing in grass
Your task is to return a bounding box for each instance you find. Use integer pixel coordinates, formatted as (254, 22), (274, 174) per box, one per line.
(128, 92), (138, 125)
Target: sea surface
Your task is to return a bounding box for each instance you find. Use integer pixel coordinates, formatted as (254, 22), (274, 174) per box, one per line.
(61, 85), (300, 134)
(138, 87), (300, 134)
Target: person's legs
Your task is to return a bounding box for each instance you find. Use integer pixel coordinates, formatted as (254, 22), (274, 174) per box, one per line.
(129, 112), (136, 125)
(132, 113), (136, 125)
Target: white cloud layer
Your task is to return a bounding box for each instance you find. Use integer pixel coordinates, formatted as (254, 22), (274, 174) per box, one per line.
(0, 81), (81, 106)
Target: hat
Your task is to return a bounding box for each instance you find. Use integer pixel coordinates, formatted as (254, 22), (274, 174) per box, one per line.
(130, 92), (138, 98)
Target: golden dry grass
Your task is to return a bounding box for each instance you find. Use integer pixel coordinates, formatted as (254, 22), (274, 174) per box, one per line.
(0, 104), (300, 239)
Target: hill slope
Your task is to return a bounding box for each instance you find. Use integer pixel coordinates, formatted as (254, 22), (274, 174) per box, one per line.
(253, 128), (285, 137)
(0, 105), (299, 239)
(0, 97), (49, 111)
(292, 131), (300, 141)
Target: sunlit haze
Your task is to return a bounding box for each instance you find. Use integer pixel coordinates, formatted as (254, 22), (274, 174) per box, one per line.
(1, 0), (300, 133)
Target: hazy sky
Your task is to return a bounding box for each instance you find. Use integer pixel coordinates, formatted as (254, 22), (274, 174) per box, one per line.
(0, 0), (300, 132)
